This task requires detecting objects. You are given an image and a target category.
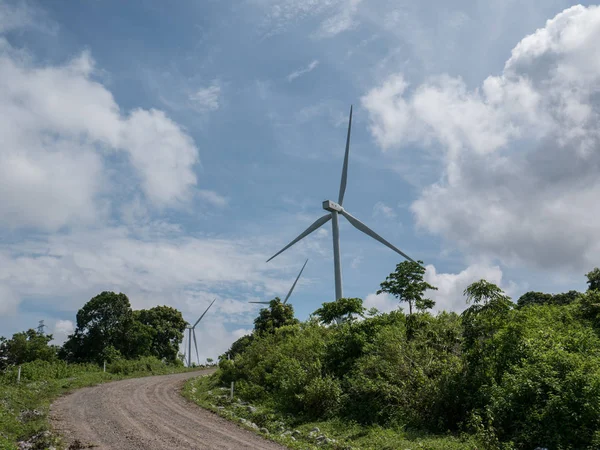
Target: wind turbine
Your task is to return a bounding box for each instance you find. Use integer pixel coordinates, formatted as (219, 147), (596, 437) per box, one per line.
(249, 259), (308, 305)
(267, 105), (418, 301)
(184, 298), (216, 368)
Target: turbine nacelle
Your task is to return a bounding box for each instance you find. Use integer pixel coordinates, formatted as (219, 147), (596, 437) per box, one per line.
(322, 200), (343, 213)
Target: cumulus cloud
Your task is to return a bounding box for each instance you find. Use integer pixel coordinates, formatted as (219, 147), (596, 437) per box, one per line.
(362, 5), (600, 272)
(0, 42), (200, 231)
(51, 320), (74, 345)
(425, 263), (505, 313)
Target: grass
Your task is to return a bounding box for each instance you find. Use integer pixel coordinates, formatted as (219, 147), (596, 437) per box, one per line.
(0, 358), (202, 450)
(182, 373), (481, 450)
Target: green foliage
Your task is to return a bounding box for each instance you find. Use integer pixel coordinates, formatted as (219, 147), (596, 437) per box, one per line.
(377, 260), (437, 315)
(517, 290), (580, 308)
(214, 274), (600, 449)
(60, 291), (186, 364)
(313, 297), (365, 324)
(60, 291), (135, 363)
(587, 267), (600, 291)
(253, 297), (299, 335)
(0, 329), (58, 370)
(134, 305), (187, 362)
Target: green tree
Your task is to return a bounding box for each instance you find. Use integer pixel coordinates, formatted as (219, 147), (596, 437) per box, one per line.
(377, 260), (437, 315)
(516, 291), (553, 308)
(134, 305), (187, 362)
(0, 329), (58, 369)
(60, 291), (136, 363)
(586, 267), (600, 291)
(253, 298), (299, 335)
(313, 297), (365, 325)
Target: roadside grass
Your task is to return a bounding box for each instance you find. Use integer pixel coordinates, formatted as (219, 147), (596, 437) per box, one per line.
(182, 373), (480, 450)
(0, 358), (203, 450)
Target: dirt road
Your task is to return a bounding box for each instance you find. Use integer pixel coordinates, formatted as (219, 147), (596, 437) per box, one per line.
(50, 370), (286, 449)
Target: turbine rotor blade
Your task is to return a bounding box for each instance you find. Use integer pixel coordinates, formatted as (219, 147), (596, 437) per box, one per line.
(266, 214), (332, 262)
(283, 258), (308, 304)
(340, 210), (418, 264)
(192, 328), (199, 366)
(338, 105), (353, 206)
(193, 298), (216, 328)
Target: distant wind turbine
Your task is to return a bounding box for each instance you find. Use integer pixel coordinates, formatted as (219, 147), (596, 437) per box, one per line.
(249, 259), (308, 305)
(267, 105), (418, 301)
(184, 298), (216, 368)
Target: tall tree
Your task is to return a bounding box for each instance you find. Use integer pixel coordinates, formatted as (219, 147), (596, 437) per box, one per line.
(0, 329), (58, 369)
(377, 260), (437, 315)
(61, 291), (136, 363)
(254, 297), (298, 335)
(586, 267), (600, 291)
(313, 297), (365, 325)
(134, 305), (187, 362)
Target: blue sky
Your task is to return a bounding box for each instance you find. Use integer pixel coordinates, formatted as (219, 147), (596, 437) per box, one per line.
(1, 0), (599, 361)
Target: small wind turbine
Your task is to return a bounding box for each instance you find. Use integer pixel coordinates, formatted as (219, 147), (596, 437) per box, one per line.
(267, 105), (418, 301)
(184, 298), (216, 368)
(249, 259), (308, 305)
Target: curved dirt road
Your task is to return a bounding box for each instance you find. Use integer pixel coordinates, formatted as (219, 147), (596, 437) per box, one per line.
(50, 370), (286, 449)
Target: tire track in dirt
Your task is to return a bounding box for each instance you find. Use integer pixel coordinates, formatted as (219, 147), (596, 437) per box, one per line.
(50, 370), (286, 450)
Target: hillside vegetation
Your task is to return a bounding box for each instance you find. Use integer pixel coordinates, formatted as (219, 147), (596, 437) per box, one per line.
(188, 262), (600, 450)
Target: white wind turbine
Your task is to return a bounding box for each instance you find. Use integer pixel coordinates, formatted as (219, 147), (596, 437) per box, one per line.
(249, 259), (308, 306)
(184, 298), (216, 368)
(267, 106), (418, 301)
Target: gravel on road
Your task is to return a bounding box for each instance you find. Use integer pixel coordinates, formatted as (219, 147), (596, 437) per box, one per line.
(50, 370), (287, 450)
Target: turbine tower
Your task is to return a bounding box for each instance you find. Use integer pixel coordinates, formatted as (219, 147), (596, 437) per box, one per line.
(267, 106), (418, 301)
(184, 298), (216, 368)
(249, 259), (308, 305)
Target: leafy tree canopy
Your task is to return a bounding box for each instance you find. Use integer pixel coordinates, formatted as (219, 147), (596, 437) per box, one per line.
(253, 297), (299, 335)
(134, 305), (187, 362)
(377, 260), (437, 315)
(0, 329), (58, 370)
(313, 297), (365, 325)
(586, 267), (600, 291)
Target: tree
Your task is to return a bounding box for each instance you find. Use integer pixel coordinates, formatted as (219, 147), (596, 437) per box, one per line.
(134, 305), (187, 362)
(586, 267), (600, 291)
(253, 297), (298, 335)
(377, 260), (437, 315)
(0, 329), (58, 369)
(313, 298), (365, 325)
(516, 291), (553, 308)
(60, 291), (136, 363)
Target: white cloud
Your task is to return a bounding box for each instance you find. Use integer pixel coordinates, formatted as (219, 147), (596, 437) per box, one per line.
(0, 41), (200, 231)
(287, 59), (319, 82)
(0, 0), (56, 34)
(362, 5), (600, 272)
(189, 82), (221, 111)
(197, 190), (228, 208)
(364, 291), (398, 313)
(425, 263), (505, 313)
(372, 201), (396, 219)
(313, 0), (363, 38)
(51, 320), (74, 345)
(0, 284), (18, 315)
